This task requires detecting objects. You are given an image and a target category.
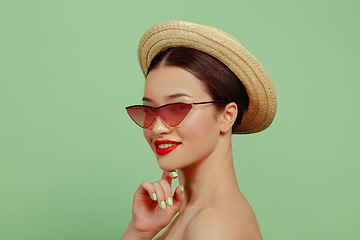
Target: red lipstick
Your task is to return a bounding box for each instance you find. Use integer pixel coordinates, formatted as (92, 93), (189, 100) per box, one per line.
(154, 139), (181, 155)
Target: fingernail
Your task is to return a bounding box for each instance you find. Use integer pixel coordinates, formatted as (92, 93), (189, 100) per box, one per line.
(167, 197), (173, 206)
(171, 172), (178, 178)
(160, 200), (166, 209)
(152, 193), (157, 201)
(180, 185), (184, 194)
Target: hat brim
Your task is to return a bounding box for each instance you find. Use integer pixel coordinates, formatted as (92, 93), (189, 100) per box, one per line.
(138, 20), (277, 134)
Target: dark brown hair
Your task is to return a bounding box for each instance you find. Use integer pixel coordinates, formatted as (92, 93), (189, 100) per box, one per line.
(148, 47), (249, 131)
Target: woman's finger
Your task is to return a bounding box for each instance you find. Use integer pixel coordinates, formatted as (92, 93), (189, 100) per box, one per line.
(171, 185), (185, 212)
(161, 170), (178, 186)
(153, 182), (166, 209)
(138, 180), (157, 201)
(158, 179), (174, 208)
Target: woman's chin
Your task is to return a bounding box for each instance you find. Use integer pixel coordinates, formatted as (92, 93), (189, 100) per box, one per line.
(156, 158), (179, 172)
(157, 162), (176, 172)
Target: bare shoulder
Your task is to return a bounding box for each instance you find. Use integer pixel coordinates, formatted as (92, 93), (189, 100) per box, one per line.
(183, 207), (228, 239)
(183, 204), (262, 240)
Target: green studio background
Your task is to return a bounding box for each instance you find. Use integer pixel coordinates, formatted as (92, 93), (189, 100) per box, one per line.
(0, 0), (359, 239)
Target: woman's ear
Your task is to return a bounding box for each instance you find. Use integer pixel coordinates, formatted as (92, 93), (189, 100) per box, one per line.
(220, 102), (238, 134)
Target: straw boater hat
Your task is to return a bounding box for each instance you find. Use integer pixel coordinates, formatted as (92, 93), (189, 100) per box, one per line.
(138, 20), (277, 134)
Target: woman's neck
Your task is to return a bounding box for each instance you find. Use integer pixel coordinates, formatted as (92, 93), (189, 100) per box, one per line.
(177, 138), (240, 211)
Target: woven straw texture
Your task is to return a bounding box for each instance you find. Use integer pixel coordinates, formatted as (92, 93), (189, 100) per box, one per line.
(138, 20), (277, 134)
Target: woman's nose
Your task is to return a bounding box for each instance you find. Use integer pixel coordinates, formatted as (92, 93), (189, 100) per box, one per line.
(150, 116), (172, 135)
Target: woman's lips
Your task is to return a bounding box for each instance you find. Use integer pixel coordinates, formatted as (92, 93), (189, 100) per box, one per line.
(154, 140), (181, 155)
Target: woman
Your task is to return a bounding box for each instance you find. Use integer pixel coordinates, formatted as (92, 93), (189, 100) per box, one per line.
(121, 20), (277, 240)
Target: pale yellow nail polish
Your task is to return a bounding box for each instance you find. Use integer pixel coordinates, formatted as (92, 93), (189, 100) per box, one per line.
(152, 193), (157, 201)
(180, 185), (184, 194)
(171, 172), (178, 178)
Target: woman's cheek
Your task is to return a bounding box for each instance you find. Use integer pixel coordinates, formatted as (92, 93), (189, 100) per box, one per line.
(143, 130), (154, 151)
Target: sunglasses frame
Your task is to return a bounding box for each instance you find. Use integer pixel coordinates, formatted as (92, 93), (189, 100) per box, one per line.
(126, 101), (220, 129)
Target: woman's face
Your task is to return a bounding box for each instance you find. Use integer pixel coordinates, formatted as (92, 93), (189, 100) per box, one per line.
(143, 66), (223, 171)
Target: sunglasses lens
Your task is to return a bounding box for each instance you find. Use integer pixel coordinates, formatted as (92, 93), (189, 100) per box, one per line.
(160, 103), (192, 127)
(126, 106), (156, 128)
(126, 103), (192, 128)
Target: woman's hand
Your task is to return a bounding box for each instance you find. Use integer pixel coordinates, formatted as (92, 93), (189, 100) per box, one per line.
(126, 170), (185, 238)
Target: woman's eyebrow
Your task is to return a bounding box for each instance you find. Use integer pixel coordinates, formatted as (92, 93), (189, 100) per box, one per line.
(142, 93), (192, 102)
(167, 93), (193, 99)
(142, 97), (152, 102)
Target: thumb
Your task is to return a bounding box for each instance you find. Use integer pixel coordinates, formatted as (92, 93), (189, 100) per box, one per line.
(171, 185), (185, 213)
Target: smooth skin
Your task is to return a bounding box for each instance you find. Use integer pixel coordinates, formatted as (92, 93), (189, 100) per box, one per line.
(121, 66), (262, 240)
